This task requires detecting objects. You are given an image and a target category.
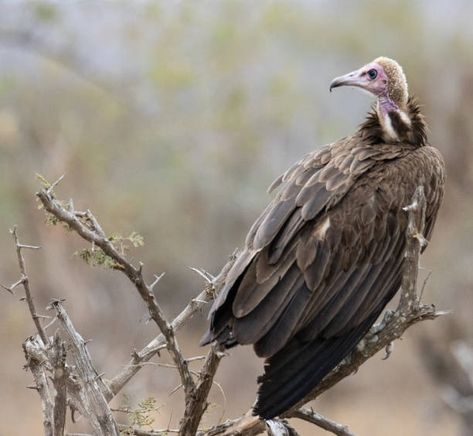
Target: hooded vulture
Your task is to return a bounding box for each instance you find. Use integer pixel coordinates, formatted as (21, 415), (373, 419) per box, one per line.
(201, 57), (445, 419)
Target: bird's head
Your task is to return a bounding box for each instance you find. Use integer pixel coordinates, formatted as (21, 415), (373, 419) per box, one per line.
(330, 57), (408, 109)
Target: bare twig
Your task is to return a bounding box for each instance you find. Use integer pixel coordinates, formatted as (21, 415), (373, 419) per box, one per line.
(9, 226), (49, 345)
(292, 408), (355, 436)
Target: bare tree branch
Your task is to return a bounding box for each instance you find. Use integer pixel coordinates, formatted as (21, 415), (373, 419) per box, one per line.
(180, 344), (226, 435)
(23, 337), (54, 436)
(51, 300), (119, 436)
(37, 188), (196, 399)
(107, 254), (236, 399)
(9, 226), (49, 345)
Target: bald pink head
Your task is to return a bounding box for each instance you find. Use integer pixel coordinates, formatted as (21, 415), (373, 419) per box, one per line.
(330, 57), (408, 109)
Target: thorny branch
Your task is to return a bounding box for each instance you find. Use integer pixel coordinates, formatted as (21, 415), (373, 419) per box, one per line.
(36, 182), (235, 436)
(51, 300), (119, 435)
(23, 338), (54, 436)
(107, 259), (235, 399)
(37, 188), (196, 401)
(4, 226), (48, 345)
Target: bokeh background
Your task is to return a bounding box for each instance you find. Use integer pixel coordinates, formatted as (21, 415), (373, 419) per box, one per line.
(1, 1), (472, 435)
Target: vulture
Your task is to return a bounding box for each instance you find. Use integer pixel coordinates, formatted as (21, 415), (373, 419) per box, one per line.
(201, 57), (445, 419)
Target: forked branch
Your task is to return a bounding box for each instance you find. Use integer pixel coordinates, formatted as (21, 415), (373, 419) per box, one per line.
(37, 188), (196, 400)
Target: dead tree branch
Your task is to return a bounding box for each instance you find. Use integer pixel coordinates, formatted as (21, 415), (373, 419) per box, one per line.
(107, 258), (235, 399)
(180, 344), (226, 435)
(23, 338), (54, 436)
(37, 188), (196, 400)
(51, 300), (119, 435)
(36, 183), (237, 436)
(7, 226), (48, 345)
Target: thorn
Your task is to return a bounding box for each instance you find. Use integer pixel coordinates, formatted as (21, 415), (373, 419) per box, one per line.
(169, 383), (183, 396)
(131, 350), (140, 361)
(150, 272), (165, 291)
(2, 277), (26, 294)
(382, 342), (394, 360)
(26, 385), (39, 390)
(188, 267), (215, 283)
(434, 309), (451, 317)
(419, 270), (433, 301)
(414, 232), (428, 248)
(43, 316), (57, 331)
(18, 244), (41, 250)
(47, 174), (65, 194)
(0, 283), (14, 294)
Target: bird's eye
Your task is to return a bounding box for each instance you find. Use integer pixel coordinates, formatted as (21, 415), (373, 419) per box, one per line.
(368, 69), (378, 80)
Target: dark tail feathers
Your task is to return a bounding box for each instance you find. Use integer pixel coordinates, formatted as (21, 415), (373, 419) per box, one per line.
(253, 313), (378, 419)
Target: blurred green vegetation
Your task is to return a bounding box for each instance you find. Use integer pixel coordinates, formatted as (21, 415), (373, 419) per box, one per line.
(0, 1), (472, 435)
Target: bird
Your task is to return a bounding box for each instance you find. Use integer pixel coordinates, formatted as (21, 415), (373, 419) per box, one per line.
(201, 57), (445, 419)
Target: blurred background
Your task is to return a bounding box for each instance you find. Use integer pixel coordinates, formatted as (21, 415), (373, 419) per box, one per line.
(0, 1), (472, 435)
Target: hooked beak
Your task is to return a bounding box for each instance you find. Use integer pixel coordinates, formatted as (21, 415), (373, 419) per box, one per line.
(329, 67), (365, 92)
